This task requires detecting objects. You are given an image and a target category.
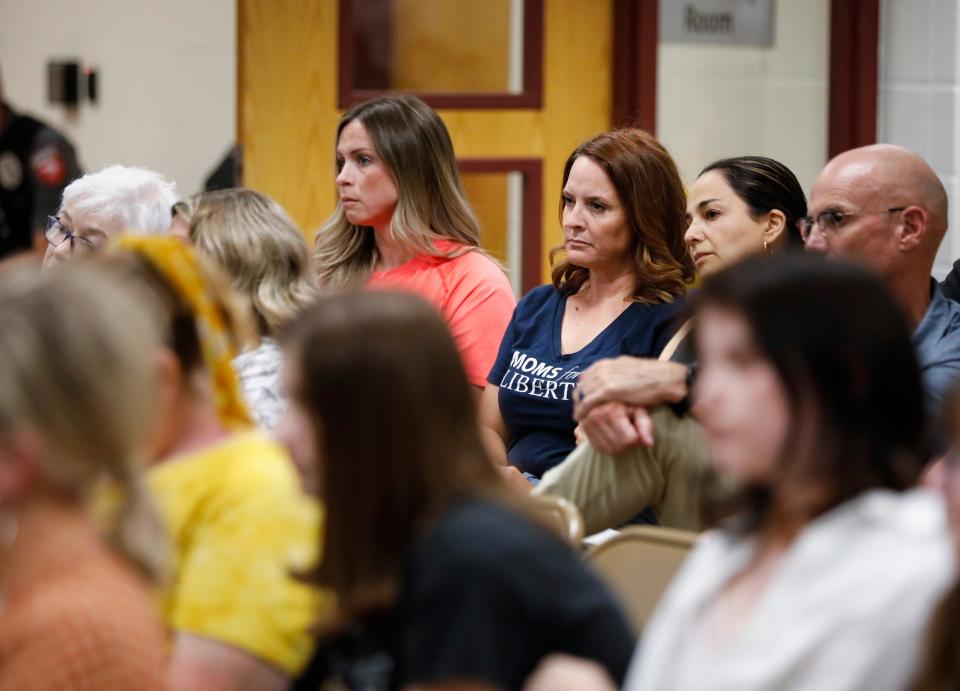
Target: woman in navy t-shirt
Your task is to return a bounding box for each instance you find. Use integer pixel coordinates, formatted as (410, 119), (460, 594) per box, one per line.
(480, 129), (694, 481)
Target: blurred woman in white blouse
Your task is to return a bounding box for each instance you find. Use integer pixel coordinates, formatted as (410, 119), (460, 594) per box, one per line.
(527, 253), (954, 691)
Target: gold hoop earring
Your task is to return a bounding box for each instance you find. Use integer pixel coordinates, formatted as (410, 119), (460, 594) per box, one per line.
(764, 240), (772, 255)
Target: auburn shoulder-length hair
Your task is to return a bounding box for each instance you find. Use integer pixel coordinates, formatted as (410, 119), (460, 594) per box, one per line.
(284, 291), (503, 627)
(313, 95), (482, 292)
(551, 129), (694, 303)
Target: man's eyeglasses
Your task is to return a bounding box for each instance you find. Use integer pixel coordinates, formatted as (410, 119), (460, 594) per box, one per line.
(45, 216), (98, 254)
(797, 207), (906, 243)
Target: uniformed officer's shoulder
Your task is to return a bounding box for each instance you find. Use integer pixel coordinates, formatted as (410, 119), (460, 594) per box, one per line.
(29, 127), (80, 189)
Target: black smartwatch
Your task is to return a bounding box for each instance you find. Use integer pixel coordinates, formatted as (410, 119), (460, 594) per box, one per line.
(685, 363), (699, 396)
(671, 363), (699, 416)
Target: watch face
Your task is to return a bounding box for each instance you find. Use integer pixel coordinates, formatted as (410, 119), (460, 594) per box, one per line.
(686, 363), (699, 391)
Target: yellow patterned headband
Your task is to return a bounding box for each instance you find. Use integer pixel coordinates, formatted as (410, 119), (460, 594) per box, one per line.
(112, 234), (253, 429)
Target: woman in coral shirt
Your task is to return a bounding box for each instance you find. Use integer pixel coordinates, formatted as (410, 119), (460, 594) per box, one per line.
(313, 94), (516, 389)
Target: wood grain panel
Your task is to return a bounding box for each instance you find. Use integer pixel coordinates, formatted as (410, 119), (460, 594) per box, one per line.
(339, 0), (544, 108)
(460, 158), (543, 294)
(536, 0), (612, 277)
(439, 1), (613, 280)
(238, 0), (339, 236)
(462, 173), (509, 262)
(392, 0), (511, 92)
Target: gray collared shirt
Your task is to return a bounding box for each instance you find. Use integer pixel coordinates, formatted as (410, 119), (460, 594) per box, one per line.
(913, 278), (960, 410)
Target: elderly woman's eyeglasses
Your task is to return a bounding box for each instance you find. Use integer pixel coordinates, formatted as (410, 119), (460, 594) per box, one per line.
(797, 207), (906, 243)
(45, 216), (98, 254)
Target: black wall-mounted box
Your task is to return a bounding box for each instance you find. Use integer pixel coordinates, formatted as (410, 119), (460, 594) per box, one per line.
(47, 61), (81, 106)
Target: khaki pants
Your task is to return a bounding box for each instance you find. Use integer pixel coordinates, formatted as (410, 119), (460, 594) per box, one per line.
(535, 406), (713, 534)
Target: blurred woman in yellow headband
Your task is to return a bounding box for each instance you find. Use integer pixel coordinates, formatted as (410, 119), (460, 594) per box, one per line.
(98, 235), (328, 691)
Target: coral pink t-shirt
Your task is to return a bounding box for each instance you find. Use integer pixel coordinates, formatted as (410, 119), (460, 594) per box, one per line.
(367, 240), (516, 387)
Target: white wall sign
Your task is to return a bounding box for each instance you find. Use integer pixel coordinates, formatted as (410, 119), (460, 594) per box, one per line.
(660, 0), (775, 46)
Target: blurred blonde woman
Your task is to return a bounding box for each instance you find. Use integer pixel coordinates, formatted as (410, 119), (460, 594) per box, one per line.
(313, 94), (516, 389)
(97, 235), (325, 691)
(171, 188), (317, 430)
(0, 262), (168, 691)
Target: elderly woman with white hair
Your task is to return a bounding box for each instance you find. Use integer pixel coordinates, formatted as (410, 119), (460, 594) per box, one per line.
(42, 164), (177, 268)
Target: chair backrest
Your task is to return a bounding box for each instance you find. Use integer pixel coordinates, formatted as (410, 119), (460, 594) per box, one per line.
(586, 525), (698, 633)
(524, 494), (584, 548)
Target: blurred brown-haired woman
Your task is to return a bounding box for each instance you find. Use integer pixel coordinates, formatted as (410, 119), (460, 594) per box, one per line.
(480, 129), (693, 483)
(284, 291), (635, 691)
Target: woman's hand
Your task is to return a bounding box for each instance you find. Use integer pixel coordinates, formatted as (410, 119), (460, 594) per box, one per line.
(497, 465), (534, 494)
(579, 401), (654, 454)
(575, 357), (687, 419)
(573, 423), (587, 445)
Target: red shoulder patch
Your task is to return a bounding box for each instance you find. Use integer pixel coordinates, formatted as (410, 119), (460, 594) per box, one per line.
(30, 147), (65, 186)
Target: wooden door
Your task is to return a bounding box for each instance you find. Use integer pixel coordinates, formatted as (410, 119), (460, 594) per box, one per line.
(239, 0), (613, 290)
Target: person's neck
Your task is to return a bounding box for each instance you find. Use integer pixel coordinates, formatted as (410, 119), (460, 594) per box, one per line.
(157, 386), (232, 463)
(887, 271), (933, 332)
(1, 494), (97, 593)
(576, 266), (635, 305)
(758, 509), (806, 550)
(760, 478), (833, 550)
(373, 224), (416, 271)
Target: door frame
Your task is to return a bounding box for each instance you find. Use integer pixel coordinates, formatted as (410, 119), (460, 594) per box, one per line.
(611, 0), (880, 157)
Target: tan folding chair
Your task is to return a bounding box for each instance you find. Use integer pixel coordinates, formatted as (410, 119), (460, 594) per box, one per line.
(524, 494), (584, 548)
(586, 525), (698, 633)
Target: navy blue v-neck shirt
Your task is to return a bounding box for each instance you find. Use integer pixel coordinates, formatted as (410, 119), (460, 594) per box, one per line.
(487, 284), (683, 477)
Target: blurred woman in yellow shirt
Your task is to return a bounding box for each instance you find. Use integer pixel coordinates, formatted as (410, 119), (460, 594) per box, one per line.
(98, 235), (326, 691)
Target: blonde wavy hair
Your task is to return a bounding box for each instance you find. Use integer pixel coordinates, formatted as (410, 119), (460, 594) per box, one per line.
(0, 262), (169, 581)
(171, 194), (201, 226)
(313, 95), (482, 291)
(180, 189), (317, 338)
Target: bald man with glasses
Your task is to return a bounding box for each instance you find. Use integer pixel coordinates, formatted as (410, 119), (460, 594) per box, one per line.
(804, 143), (960, 411)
